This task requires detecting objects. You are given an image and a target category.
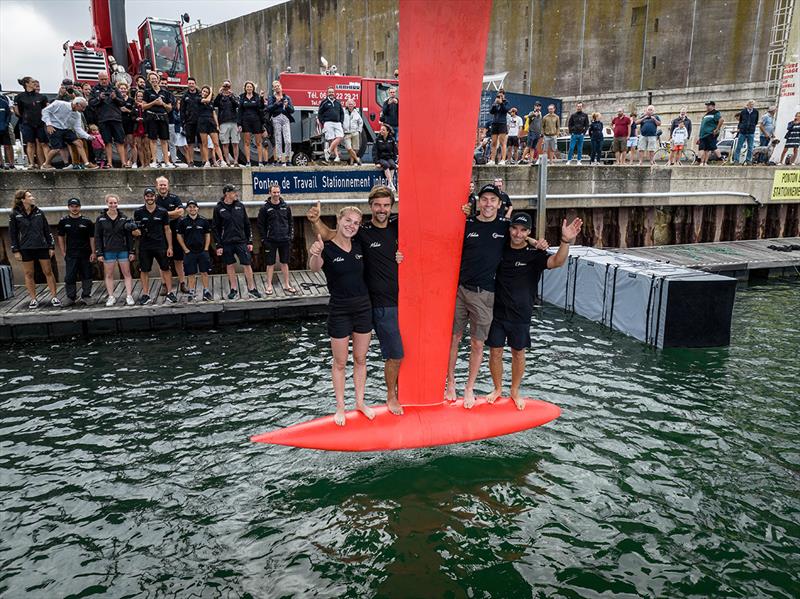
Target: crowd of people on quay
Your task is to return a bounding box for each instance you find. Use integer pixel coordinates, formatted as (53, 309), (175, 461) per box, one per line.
(1, 72), (400, 175)
(478, 92), (800, 167)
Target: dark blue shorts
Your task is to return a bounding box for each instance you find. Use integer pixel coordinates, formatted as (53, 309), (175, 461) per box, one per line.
(20, 122), (48, 144)
(184, 250), (211, 275)
(372, 306), (404, 360)
(486, 318), (531, 350)
(264, 240), (290, 265)
(221, 242), (251, 266)
(47, 128), (77, 149)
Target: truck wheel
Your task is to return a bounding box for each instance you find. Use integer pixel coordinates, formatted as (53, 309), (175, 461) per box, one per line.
(292, 151), (310, 167)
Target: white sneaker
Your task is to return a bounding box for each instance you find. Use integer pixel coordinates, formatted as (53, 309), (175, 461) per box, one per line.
(126, 295), (135, 306)
(28, 299), (38, 309)
(566, 160), (573, 165)
(164, 162), (176, 168)
(149, 161), (158, 168)
(51, 297), (62, 307)
(499, 160), (506, 165)
(487, 160), (496, 166)
(105, 296), (116, 307)
(203, 161), (211, 167)
(576, 160), (582, 166)
(333, 155), (341, 162)
(130, 163), (138, 169)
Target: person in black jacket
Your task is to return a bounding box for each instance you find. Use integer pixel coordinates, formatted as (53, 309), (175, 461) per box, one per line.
(95, 194), (135, 306)
(181, 77), (203, 165)
(14, 76), (49, 169)
(734, 100), (759, 165)
(487, 90), (509, 165)
(117, 82), (138, 168)
(567, 102), (590, 164)
(57, 198), (95, 306)
(212, 184), (260, 299)
(239, 81), (265, 167)
(9, 189), (59, 308)
(257, 184), (296, 295)
(213, 80), (240, 166)
(588, 112), (605, 165)
(374, 124), (397, 191)
(317, 87), (344, 162)
(380, 86), (399, 137)
(89, 71), (127, 168)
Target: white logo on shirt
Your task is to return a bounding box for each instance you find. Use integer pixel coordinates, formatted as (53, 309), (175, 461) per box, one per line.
(369, 242), (381, 248)
(514, 261), (528, 267)
(355, 254), (363, 259)
(467, 232), (479, 238)
(333, 257), (344, 262)
(492, 233), (504, 239)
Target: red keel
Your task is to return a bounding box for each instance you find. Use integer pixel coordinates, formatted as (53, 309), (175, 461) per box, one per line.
(251, 399), (561, 452)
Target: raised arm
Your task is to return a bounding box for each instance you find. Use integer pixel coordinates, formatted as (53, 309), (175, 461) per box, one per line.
(306, 200), (336, 241)
(547, 217), (583, 269)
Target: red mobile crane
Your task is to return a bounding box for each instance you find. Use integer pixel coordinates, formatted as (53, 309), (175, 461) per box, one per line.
(62, 0), (190, 89)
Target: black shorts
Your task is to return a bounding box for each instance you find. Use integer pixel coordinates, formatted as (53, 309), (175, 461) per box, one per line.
(138, 247), (170, 271)
(198, 119), (217, 135)
(183, 250), (211, 275)
(372, 306), (404, 360)
(19, 248), (51, 261)
(99, 121), (125, 144)
(0, 130), (12, 145)
(507, 135), (519, 147)
(264, 240), (290, 265)
(327, 295), (372, 338)
(377, 158), (396, 170)
(486, 318), (531, 350)
(183, 122), (201, 144)
(20, 122), (48, 144)
(122, 118), (136, 135)
(698, 135), (718, 151)
(170, 230), (184, 260)
(47, 128), (77, 150)
(490, 122), (508, 135)
(222, 242), (251, 266)
(240, 116), (263, 134)
(146, 116), (170, 140)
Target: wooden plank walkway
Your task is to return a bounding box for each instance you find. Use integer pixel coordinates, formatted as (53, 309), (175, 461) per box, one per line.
(615, 237), (800, 279)
(0, 270), (330, 342)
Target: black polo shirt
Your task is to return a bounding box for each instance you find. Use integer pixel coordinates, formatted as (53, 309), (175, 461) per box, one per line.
(57, 215), (94, 256)
(458, 216), (509, 291)
(321, 238), (369, 302)
(177, 215), (211, 252)
(143, 87), (173, 115)
(493, 243), (549, 322)
(356, 216), (398, 307)
(156, 192), (183, 230)
(133, 205), (170, 250)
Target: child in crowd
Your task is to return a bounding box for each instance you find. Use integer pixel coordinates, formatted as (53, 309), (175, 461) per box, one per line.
(670, 121), (689, 165)
(588, 112), (604, 165)
(88, 125), (106, 168)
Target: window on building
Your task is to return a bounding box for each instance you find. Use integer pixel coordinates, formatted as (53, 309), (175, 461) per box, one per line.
(654, 18), (659, 32)
(631, 6), (645, 26)
(652, 55), (657, 69)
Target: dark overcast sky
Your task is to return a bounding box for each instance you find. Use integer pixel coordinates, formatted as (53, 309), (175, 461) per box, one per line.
(0, 0), (286, 91)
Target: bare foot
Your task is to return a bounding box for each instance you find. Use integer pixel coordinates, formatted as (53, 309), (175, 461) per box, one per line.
(485, 388), (502, 404)
(444, 382), (457, 401)
(356, 402), (376, 420)
(334, 408), (346, 426)
(510, 391), (526, 410)
(387, 397), (404, 415)
(463, 389), (476, 409)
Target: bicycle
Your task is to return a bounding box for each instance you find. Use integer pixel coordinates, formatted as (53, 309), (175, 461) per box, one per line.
(653, 140), (696, 165)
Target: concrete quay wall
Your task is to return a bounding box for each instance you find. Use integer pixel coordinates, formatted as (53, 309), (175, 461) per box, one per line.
(1, 165), (798, 283)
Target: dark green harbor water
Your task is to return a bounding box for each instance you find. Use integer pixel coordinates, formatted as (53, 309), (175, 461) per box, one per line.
(1, 281), (798, 598)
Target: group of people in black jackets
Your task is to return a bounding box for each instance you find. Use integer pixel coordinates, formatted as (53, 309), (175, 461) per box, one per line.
(8, 178), (296, 309)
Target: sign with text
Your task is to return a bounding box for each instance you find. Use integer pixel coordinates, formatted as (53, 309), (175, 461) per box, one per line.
(771, 170), (800, 201)
(252, 170), (394, 195)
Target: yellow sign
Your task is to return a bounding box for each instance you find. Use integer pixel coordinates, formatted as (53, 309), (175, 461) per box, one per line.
(771, 170), (800, 200)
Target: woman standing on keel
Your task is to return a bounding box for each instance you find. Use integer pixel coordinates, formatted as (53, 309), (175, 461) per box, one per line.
(309, 206), (375, 426)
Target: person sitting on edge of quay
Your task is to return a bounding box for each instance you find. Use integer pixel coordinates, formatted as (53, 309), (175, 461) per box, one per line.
(89, 70), (127, 169)
(588, 112), (604, 165)
(0, 85), (15, 169)
(611, 108), (630, 165)
(133, 188), (176, 305)
(142, 72), (175, 169)
(154, 176), (187, 294)
(307, 185), (406, 417)
(177, 199), (213, 301)
(487, 89), (509, 166)
(257, 184), (296, 295)
(636, 105), (661, 166)
(14, 76), (48, 170)
(308, 206), (376, 426)
(267, 80), (295, 167)
(239, 81), (266, 167)
(541, 103), (560, 162)
(40, 97), (96, 170)
(566, 102), (590, 165)
(697, 101), (724, 166)
(9, 189), (60, 309)
(374, 124), (398, 191)
(485, 212), (581, 410)
(95, 193), (135, 307)
(670, 120), (689, 166)
(343, 98), (364, 166)
(212, 183), (261, 299)
(779, 111), (800, 165)
(318, 86), (345, 163)
(57, 198), (95, 306)
(733, 100), (759, 166)
(214, 79), (240, 167)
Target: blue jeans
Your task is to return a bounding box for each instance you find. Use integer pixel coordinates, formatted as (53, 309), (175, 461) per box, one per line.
(759, 135), (770, 147)
(568, 134), (585, 161)
(734, 133), (755, 163)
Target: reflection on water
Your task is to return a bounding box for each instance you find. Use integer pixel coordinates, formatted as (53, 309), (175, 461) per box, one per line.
(1, 282), (799, 598)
